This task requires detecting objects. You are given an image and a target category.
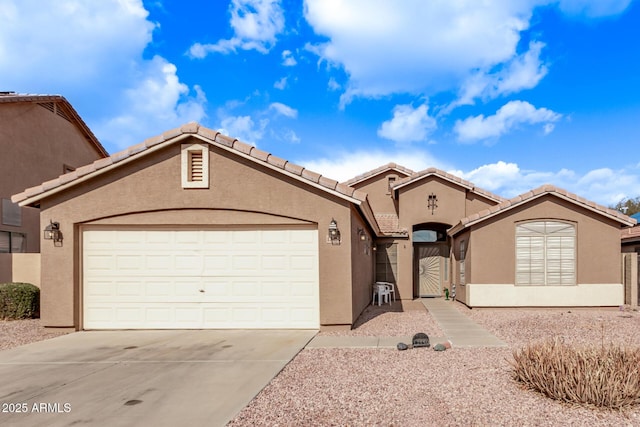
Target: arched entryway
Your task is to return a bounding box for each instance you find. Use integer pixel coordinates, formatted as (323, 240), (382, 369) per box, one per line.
(413, 223), (451, 297)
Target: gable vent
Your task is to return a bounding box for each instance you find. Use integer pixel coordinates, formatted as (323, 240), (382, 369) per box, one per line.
(181, 143), (209, 189)
(189, 150), (203, 182)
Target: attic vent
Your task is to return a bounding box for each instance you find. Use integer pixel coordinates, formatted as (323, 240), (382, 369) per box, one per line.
(189, 151), (203, 182)
(181, 143), (209, 189)
(37, 102), (72, 123)
(39, 102), (55, 113)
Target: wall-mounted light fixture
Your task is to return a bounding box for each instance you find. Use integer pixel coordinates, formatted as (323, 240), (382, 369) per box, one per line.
(328, 218), (341, 244)
(427, 193), (438, 215)
(44, 220), (63, 246)
(357, 228), (367, 241)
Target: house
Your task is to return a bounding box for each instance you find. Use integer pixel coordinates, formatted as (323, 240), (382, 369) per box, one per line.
(621, 212), (640, 254)
(0, 93), (108, 285)
(12, 123), (637, 330)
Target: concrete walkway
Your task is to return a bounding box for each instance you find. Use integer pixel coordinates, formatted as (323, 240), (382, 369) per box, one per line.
(421, 298), (507, 347)
(307, 298), (507, 349)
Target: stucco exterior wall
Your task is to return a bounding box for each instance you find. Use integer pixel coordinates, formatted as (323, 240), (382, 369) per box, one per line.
(350, 207), (375, 324)
(349, 172), (403, 215)
(1, 102), (105, 254)
(453, 195), (625, 307)
(37, 138), (359, 329)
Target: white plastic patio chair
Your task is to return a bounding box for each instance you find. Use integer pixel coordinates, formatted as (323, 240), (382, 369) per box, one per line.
(372, 283), (391, 306)
(376, 281), (396, 302)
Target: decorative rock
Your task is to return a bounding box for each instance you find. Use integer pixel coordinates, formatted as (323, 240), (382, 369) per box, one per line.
(443, 340), (452, 349)
(397, 342), (408, 351)
(433, 343), (446, 351)
(412, 332), (430, 348)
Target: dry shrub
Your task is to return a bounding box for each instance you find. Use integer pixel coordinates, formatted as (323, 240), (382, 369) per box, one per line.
(511, 338), (640, 409)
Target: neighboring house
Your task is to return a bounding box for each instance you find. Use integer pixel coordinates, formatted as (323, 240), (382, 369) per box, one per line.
(621, 212), (640, 253)
(0, 92), (108, 284)
(12, 123), (637, 331)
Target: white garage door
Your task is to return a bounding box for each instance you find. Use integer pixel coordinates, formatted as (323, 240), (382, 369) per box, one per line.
(83, 228), (319, 329)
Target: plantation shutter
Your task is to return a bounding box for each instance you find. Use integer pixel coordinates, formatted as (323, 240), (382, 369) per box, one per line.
(459, 240), (466, 285)
(516, 221), (575, 286)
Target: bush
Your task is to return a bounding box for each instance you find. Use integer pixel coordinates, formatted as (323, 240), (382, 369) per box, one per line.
(511, 338), (640, 409)
(0, 282), (40, 320)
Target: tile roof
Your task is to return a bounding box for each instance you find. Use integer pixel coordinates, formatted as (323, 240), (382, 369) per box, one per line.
(374, 213), (408, 236)
(343, 163), (415, 186)
(12, 122), (369, 207)
(450, 184), (637, 235)
(621, 225), (640, 242)
(0, 92), (108, 158)
(392, 167), (505, 203)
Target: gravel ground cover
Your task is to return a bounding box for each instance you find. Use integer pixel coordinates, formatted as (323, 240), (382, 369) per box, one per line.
(2, 305), (639, 426)
(0, 318), (70, 351)
(230, 302), (640, 427)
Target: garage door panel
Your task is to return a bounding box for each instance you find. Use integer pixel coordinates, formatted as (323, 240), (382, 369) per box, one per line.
(83, 229), (319, 329)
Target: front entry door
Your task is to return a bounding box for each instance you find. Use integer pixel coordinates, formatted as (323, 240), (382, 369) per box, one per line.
(415, 244), (448, 297)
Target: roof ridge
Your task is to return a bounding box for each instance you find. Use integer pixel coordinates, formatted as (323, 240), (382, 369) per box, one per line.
(392, 167), (505, 203)
(342, 162), (415, 186)
(12, 122), (368, 205)
(454, 184), (636, 232)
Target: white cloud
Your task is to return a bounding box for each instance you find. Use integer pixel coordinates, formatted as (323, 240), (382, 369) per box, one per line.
(282, 49), (297, 66)
(274, 76), (288, 89)
(557, 0), (633, 18)
(298, 149), (450, 183)
(455, 41), (548, 107)
(0, 0), (205, 152)
(188, 0), (284, 57)
(378, 103), (437, 143)
(95, 56), (207, 149)
(304, 0), (538, 106)
(454, 100), (562, 142)
(452, 161), (640, 206)
(219, 115), (269, 145)
(327, 77), (341, 91)
(269, 102), (298, 118)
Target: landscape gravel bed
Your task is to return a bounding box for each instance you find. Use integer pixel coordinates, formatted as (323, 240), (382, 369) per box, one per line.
(0, 319), (70, 351)
(231, 301), (640, 426)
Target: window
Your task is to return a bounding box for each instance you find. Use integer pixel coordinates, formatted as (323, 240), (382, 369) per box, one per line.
(376, 243), (397, 283)
(1, 199), (21, 226)
(181, 143), (209, 188)
(516, 221), (576, 286)
(0, 231), (26, 253)
(459, 240), (466, 285)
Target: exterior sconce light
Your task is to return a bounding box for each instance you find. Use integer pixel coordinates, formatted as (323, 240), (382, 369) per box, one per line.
(357, 228), (367, 241)
(44, 220), (63, 246)
(427, 193), (438, 215)
(328, 218), (341, 244)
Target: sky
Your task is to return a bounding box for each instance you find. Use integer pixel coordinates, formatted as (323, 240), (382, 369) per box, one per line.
(1, 0), (639, 207)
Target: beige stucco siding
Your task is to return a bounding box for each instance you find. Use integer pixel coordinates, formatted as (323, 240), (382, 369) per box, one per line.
(350, 173), (402, 215)
(350, 206), (375, 323)
(453, 195), (625, 307)
(1, 102), (105, 255)
(38, 139), (359, 328)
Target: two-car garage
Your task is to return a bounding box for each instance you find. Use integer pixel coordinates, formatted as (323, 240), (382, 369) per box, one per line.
(82, 228), (320, 329)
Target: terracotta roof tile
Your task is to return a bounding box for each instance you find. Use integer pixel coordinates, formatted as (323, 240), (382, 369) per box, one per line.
(453, 184), (636, 232)
(249, 147), (270, 162)
(343, 162), (415, 186)
(319, 176), (339, 191)
(214, 133), (236, 147)
(374, 213), (408, 235)
(392, 167), (505, 203)
(181, 122), (199, 134)
(621, 225), (640, 241)
(266, 154), (287, 169)
(284, 162), (304, 175)
(233, 140), (253, 155)
(12, 123), (370, 207)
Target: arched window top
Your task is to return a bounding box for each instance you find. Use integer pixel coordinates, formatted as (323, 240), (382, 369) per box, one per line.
(516, 220), (575, 236)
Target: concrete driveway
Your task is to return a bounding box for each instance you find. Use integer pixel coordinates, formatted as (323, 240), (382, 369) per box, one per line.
(0, 329), (316, 427)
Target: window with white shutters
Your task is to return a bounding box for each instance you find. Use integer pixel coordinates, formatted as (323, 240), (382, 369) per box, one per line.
(516, 221), (575, 286)
(459, 240), (466, 286)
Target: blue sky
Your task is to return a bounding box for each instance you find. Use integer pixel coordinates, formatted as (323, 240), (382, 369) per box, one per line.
(1, 0), (639, 206)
